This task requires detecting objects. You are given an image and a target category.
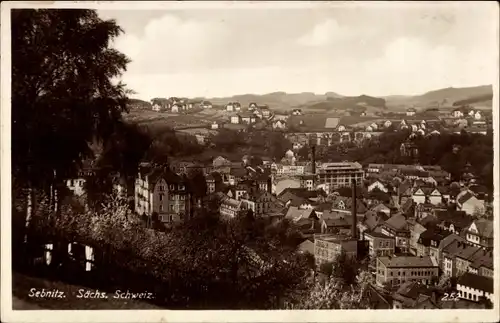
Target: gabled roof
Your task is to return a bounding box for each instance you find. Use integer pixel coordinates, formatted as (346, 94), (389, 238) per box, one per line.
(285, 206), (316, 221)
(371, 203), (391, 213)
(434, 210), (472, 229)
(230, 167), (247, 178)
(473, 219), (494, 238)
(297, 239), (315, 254)
(457, 272), (493, 294)
(470, 249), (493, 270)
(457, 191), (475, 204)
(418, 228), (451, 247)
(437, 233), (465, 250)
(384, 214), (408, 231)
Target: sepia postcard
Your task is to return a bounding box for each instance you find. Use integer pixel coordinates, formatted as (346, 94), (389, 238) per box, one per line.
(1, 1), (499, 322)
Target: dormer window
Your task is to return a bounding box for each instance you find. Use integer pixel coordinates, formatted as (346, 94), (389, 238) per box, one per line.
(179, 184), (185, 190)
(170, 184), (175, 190)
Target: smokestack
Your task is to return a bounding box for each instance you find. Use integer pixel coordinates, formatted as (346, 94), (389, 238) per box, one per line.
(351, 178), (357, 239)
(311, 145), (316, 175)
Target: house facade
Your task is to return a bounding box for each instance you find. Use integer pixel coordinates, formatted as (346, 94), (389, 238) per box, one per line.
(465, 219), (493, 249)
(376, 256), (439, 288)
(134, 167), (190, 224)
(364, 232), (395, 258)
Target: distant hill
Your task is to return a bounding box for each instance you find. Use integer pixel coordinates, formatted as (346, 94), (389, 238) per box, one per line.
(127, 98), (151, 110)
(302, 94), (386, 112)
(204, 91), (345, 111)
(385, 85), (493, 109)
(452, 93), (493, 106)
(138, 84), (493, 113)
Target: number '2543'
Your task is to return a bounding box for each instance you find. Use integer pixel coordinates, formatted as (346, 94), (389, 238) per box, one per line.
(441, 292), (459, 302)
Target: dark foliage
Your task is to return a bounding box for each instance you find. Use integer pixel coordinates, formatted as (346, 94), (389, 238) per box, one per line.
(12, 9), (130, 188)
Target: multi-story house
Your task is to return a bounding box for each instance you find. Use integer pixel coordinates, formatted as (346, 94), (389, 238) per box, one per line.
(442, 240), (481, 278)
(314, 234), (358, 269)
(376, 256), (439, 288)
(465, 219), (493, 250)
(416, 229), (450, 263)
(300, 174), (316, 191)
(277, 164), (305, 176)
(380, 214), (410, 254)
(406, 218), (427, 255)
(363, 231), (395, 258)
(316, 162), (364, 189)
(219, 196), (245, 219)
(240, 190), (280, 216)
(260, 106), (271, 118)
(468, 249), (493, 278)
(457, 191), (485, 215)
(134, 166), (190, 225)
(456, 273), (493, 303)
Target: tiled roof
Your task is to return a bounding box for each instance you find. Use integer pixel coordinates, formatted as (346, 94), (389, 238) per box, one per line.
(285, 206), (316, 221)
(322, 210), (347, 220)
(297, 239), (315, 254)
(452, 242), (481, 261)
(364, 231), (393, 239)
(470, 249), (493, 270)
(314, 202), (333, 212)
(457, 272), (493, 294)
(378, 255), (437, 268)
(457, 191), (474, 204)
(418, 228), (451, 247)
(437, 233), (465, 250)
(323, 218), (350, 228)
(434, 210), (472, 229)
(473, 219), (494, 238)
(371, 203), (391, 213)
(384, 214), (408, 231)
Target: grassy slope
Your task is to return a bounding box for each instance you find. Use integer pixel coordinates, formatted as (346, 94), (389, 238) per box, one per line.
(12, 272), (163, 310)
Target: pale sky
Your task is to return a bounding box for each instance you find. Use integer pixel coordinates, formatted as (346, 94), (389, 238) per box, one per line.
(97, 2), (498, 100)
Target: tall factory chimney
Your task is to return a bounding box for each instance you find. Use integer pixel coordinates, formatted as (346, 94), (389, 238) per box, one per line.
(351, 178), (357, 239)
(311, 145), (316, 175)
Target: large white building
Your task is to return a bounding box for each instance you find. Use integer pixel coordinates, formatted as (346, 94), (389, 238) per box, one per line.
(316, 162), (364, 189)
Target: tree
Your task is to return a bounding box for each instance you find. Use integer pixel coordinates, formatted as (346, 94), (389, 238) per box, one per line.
(12, 9), (130, 236)
(331, 251), (359, 287)
(12, 9), (130, 186)
(436, 273), (452, 292)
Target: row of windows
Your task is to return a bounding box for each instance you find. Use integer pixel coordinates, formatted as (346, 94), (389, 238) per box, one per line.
(159, 204), (186, 212)
(159, 194), (185, 201)
(159, 184), (185, 191)
(381, 269), (435, 277)
(378, 241), (392, 248)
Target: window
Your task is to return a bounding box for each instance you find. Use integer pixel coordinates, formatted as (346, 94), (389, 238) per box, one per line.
(159, 205), (163, 212)
(170, 185), (175, 190)
(180, 195), (185, 200)
(159, 194), (163, 201)
(170, 205), (174, 211)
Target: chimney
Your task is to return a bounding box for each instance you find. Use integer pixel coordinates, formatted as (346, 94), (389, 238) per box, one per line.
(351, 178), (357, 239)
(311, 145), (316, 175)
